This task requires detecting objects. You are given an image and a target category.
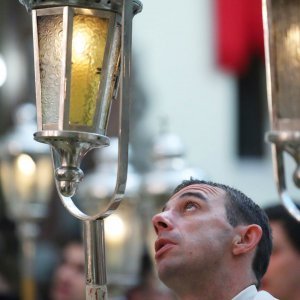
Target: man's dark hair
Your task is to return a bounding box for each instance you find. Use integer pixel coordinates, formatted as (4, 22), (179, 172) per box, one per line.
(172, 178), (272, 287)
(264, 204), (300, 253)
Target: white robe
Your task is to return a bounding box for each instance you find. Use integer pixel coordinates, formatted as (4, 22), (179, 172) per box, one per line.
(232, 285), (278, 300)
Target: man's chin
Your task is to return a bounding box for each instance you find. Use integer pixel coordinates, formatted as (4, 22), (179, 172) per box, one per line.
(156, 259), (179, 283)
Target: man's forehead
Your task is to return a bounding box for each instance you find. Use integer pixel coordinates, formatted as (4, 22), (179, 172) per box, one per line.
(172, 183), (225, 199)
(162, 184), (226, 212)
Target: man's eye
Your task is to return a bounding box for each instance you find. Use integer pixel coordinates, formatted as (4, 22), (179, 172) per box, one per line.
(184, 201), (198, 211)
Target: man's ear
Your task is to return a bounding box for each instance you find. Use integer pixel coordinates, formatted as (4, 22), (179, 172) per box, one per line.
(232, 224), (263, 256)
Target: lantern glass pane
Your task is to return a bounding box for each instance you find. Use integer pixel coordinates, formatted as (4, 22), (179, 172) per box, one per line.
(99, 24), (121, 132)
(37, 14), (63, 126)
(271, 0), (300, 118)
(69, 15), (109, 127)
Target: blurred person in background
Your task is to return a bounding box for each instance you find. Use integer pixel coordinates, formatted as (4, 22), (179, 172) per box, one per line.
(261, 204), (300, 300)
(49, 239), (85, 300)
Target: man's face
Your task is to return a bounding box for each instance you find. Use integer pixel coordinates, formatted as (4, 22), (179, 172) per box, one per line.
(261, 221), (300, 299)
(51, 243), (85, 300)
(152, 184), (235, 287)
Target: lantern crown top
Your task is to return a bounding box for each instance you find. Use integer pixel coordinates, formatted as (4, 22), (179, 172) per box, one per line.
(19, 0), (142, 14)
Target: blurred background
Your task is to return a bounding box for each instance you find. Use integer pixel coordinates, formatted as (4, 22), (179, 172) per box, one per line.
(0, 0), (291, 299)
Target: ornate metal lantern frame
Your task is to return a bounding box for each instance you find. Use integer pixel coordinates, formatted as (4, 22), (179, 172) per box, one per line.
(18, 0), (142, 298)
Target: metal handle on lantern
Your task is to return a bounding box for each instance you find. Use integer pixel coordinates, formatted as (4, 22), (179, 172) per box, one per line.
(268, 131), (300, 222)
(51, 0), (133, 222)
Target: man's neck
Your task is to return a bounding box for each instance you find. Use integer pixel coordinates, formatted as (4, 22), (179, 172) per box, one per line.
(169, 266), (255, 300)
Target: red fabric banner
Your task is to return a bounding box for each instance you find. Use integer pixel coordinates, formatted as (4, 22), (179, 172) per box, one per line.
(215, 0), (264, 74)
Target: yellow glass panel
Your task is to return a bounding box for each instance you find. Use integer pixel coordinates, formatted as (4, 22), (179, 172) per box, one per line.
(69, 15), (109, 126)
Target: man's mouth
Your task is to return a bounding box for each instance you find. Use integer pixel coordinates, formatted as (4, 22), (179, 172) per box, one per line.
(155, 238), (176, 259)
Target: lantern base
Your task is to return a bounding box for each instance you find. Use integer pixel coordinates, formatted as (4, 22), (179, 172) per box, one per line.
(34, 130), (110, 197)
(34, 130), (110, 147)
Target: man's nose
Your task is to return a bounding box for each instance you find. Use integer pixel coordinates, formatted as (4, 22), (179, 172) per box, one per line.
(152, 212), (173, 235)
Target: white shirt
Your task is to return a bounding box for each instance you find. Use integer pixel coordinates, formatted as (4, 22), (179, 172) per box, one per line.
(232, 285), (278, 300)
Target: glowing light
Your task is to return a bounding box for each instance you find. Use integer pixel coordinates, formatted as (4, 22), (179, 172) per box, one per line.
(72, 30), (87, 57)
(0, 55), (7, 87)
(105, 214), (127, 245)
(70, 16), (108, 126)
(16, 154), (36, 176)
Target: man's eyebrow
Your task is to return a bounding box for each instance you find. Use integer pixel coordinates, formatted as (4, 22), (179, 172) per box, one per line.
(161, 191), (208, 212)
(179, 191), (208, 201)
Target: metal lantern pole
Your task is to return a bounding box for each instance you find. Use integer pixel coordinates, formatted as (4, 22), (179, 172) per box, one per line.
(18, 0), (142, 299)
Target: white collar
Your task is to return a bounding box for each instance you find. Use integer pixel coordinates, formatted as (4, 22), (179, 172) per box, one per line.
(232, 285), (258, 300)
(232, 285), (278, 300)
